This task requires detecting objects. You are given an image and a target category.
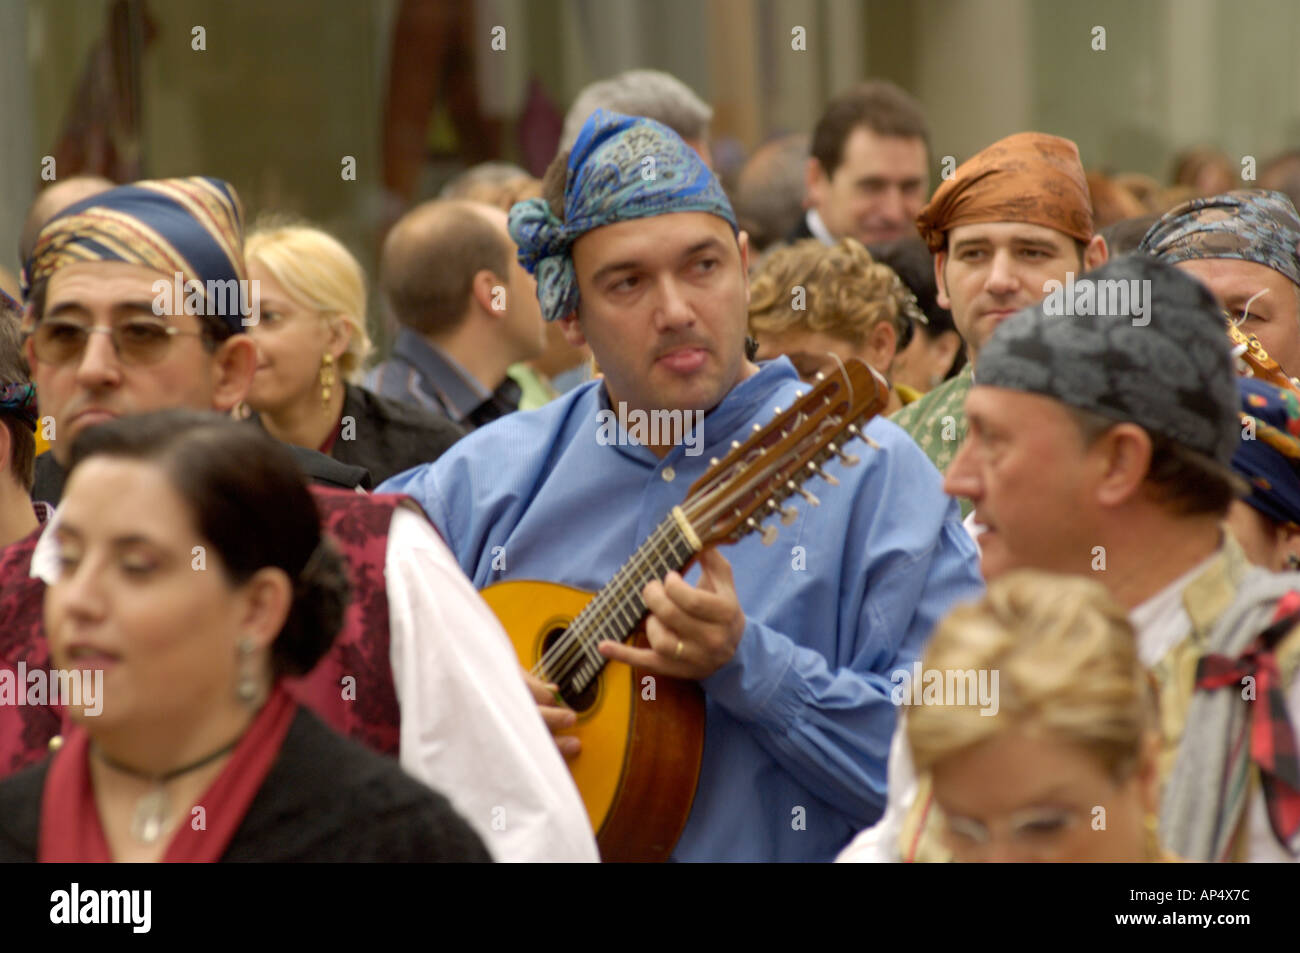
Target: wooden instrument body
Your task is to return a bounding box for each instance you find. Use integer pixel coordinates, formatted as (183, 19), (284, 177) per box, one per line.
(481, 579), (706, 862)
(480, 358), (889, 861)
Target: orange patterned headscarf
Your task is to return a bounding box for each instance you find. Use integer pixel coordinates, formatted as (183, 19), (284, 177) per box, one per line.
(915, 132), (1093, 253)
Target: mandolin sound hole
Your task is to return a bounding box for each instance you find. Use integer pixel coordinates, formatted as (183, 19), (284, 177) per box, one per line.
(541, 625), (601, 713)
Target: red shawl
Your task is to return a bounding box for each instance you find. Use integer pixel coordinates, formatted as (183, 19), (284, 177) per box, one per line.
(38, 685), (296, 863)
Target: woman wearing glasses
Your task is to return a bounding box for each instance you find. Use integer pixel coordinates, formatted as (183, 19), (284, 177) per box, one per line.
(241, 222), (464, 484)
(904, 571), (1169, 862)
(0, 410), (489, 862)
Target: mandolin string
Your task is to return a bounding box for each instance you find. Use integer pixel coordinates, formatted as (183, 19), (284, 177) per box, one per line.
(546, 522), (691, 688)
(534, 518), (686, 685)
(531, 520), (667, 680)
(536, 372), (870, 689)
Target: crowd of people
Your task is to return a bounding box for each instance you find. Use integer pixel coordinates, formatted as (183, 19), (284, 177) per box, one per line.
(0, 67), (1298, 864)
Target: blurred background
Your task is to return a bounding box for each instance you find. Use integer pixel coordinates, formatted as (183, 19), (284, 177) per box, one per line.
(6, 0), (1300, 345)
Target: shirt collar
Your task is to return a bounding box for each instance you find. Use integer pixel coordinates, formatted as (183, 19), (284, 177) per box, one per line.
(392, 328), (493, 423)
(591, 357), (802, 465)
(806, 208), (836, 245)
(1130, 545), (1224, 635)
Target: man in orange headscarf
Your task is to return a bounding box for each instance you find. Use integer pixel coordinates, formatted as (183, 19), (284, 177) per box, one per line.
(892, 133), (1107, 502)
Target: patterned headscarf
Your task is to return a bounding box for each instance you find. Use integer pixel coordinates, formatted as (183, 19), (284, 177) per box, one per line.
(915, 132), (1093, 254)
(509, 109), (737, 323)
(978, 255), (1239, 467)
(1138, 189), (1300, 289)
(1234, 377), (1300, 528)
(0, 288), (36, 431)
(23, 177), (249, 333)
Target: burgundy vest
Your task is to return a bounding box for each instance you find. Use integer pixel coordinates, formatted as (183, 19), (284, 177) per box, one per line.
(0, 528), (57, 776)
(284, 488), (403, 756)
(0, 488), (407, 779)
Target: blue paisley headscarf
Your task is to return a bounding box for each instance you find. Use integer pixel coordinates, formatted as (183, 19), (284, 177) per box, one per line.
(508, 109), (736, 323)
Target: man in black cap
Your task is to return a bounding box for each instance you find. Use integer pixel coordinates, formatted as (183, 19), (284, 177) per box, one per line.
(1140, 189), (1300, 379)
(950, 256), (1300, 862)
(844, 256), (1300, 863)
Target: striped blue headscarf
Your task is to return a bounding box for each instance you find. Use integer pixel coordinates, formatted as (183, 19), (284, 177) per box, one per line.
(23, 177), (248, 333)
(509, 109), (736, 323)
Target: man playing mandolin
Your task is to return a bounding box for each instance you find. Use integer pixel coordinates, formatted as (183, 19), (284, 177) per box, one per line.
(380, 109), (983, 862)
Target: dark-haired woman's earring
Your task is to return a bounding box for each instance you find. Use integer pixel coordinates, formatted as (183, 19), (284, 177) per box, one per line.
(1287, 553), (1300, 571)
(236, 638), (258, 705)
(320, 353), (336, 410)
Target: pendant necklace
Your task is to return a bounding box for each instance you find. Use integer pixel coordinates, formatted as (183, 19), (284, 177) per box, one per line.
(93, 734), (243, 844)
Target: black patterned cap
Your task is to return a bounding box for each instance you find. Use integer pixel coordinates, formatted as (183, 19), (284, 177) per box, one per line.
(977, 255), (1239, 467)
(1138, 189), (1300, 288)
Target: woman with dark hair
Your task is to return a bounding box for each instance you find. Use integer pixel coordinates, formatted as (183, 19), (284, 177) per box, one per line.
(0, 410), (489, 862)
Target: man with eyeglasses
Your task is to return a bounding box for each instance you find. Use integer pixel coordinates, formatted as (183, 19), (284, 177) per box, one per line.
(21, 180), (367, 502)
(0, 177), (598, 862)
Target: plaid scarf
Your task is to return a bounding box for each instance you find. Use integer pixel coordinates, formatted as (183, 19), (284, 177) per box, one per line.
(1160, 566), (1300, 860)
(1196, 591), (1300, 852)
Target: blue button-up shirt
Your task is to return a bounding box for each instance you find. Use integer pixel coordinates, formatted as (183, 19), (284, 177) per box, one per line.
(379, 358), (983, 861)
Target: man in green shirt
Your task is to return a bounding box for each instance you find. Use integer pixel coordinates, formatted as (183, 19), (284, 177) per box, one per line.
(891, 132), (1108, 514)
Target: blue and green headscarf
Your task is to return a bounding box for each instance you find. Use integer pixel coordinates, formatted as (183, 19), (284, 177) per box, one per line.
(1234, 376), (1300, 528)
(508, 109), (736, 323)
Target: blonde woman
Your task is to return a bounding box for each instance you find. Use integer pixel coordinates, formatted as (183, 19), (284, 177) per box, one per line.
(904, 571), (1168, 862)
(747, 238), (922, 414)
(244, 221), (463, 484)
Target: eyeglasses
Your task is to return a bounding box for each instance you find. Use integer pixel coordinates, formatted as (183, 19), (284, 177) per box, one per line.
(944, 806), (1083, 857)
(26, 320), (205, 367)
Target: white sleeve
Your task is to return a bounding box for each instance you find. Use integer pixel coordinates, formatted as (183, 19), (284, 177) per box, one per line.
(385, 504), (599, 862)
(834, 712), (915, 863)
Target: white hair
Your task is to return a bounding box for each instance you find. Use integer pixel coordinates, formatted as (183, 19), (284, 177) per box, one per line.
(560, 69), (712, 152)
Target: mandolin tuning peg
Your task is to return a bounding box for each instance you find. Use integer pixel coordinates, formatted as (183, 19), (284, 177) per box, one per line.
(794, 390), (805, 399)
(752, 423), (762, 433)
(808, 461), (839, 486)
(780, 505), (798, 525)
(828, 442), (860, 466)
(861, 435), (881, 450)
(760, 524), (778, 545)
(787, 480), (820, 507)
(710, 457), (719, 466)
(731, 440), (741, 450)
(815, 372), (826, 381)
(773, 406), (782, 416)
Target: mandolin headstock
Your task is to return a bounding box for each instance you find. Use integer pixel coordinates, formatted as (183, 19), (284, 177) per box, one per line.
(1227, 309), (1300, 399)
(681, 359), (889, 548)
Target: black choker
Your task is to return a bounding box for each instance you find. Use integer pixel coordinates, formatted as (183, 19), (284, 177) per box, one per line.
(93, 732), (244, 844)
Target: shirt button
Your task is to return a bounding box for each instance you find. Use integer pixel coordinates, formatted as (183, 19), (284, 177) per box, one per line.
(48, 735), (63, 752)
(662, 466), (676, 482)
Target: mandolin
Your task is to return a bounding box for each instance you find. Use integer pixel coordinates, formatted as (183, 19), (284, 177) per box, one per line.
(481, 359), (890, 861)
(1227, 310), (1300, 401)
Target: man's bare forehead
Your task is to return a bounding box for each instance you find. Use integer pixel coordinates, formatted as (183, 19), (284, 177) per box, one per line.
(46, 261), (175, 298)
